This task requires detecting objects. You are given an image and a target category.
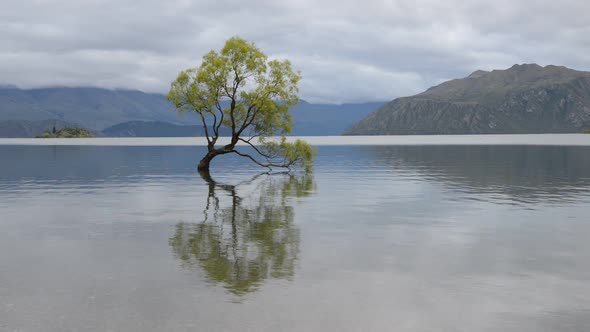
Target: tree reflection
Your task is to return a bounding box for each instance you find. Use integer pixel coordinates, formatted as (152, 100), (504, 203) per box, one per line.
(169, 171), (315, 296)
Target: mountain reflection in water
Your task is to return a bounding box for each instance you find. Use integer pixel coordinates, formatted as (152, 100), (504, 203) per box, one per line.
(368, 145), (590, 205)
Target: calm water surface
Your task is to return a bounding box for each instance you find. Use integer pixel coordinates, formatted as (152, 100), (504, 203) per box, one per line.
(1, 144), (590, 331)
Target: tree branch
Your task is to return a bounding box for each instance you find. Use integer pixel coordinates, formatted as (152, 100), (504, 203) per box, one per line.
(228, 65), (243, 136)
(215, 100), (225, 139)
(236, 107), (254, 136)
(198, 112), (212, 145)
(237, 137), (274, 159)
(231, 150), (296, 170)
(235, 79), (283, 137)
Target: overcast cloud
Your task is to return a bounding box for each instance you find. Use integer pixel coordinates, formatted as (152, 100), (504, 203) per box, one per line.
(1, 0), (589, 103)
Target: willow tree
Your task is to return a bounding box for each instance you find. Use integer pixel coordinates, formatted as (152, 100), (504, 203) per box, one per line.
(167, 37), (315, 173)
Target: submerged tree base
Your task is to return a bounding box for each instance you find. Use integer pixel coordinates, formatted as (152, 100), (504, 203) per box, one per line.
(197, 153), (215, 173)
(194, 138), (316, 174)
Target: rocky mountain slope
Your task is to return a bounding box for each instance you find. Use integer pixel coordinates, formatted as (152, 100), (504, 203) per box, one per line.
(346, 64), (590, 135)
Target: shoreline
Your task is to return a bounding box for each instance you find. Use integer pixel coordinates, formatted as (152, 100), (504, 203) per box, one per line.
(1, 134), (590, 146)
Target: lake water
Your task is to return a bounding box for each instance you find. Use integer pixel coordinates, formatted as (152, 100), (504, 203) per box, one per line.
(1, 141), (590, 331)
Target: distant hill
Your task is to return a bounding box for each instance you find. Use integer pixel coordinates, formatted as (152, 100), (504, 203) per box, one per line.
(0, 119), (83, 138)
(103, 121), (233, 137)
(0, 87), (382, 137)
(36, 127), (94, 138)
(290, 101), (383, 135)
(346, 64), (590, 135)
(0, 87), (197, 131)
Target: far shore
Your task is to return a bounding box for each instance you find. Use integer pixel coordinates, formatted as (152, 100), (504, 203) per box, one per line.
(1, 134), (590, 146)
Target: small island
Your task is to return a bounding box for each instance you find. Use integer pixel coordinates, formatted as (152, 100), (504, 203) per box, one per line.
(36, 127), (94, 138)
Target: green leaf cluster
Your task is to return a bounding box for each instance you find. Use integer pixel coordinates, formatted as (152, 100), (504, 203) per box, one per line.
(260, 137), (317, 172)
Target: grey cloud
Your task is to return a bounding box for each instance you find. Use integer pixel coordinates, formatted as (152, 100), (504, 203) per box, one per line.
(0, 0), (589, 103)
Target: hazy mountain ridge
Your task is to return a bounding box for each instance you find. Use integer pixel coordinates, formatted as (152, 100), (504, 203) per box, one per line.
(0, 119), (86, 138)
(291, 100), (383, 135)
(0, 87), (382, 137)
(346, 64), (590, 135)
(0, 87), (197, 131)
(102, 121), (234, 137)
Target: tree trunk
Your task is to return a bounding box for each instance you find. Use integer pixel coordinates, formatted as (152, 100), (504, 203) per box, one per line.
(198, 151), (217, 173)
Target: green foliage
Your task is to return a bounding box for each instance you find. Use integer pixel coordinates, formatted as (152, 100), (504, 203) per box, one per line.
(167, 36), (315, 171)
(261, 137), (317, 172)
(36, 127), (94, 138)
(584, 129), (590, 134)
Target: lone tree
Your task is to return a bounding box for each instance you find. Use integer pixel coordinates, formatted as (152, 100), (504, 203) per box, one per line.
(167, 37), (315, 174)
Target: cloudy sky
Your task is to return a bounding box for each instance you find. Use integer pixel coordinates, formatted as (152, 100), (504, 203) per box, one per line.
(1, 0), (589, 103)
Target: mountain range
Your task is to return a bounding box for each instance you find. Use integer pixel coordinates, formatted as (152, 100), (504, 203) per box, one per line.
(346, 64), (590, 135)
(3, 64), (590, 138)
(0, 87), (382, 137)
